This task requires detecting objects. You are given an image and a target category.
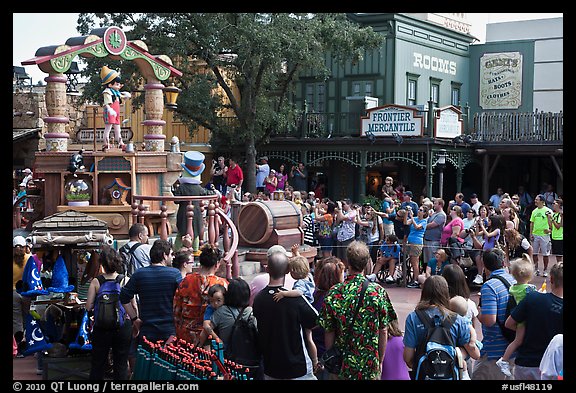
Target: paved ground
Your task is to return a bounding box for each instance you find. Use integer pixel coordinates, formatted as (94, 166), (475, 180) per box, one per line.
(13, 258), (553, 380)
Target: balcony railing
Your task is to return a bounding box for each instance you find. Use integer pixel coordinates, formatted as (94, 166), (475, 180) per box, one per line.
(221, 110), (563, 143)
(472, 110), (563, 142)
(132, 194), (239, 280)
(272, 112), (360, 139)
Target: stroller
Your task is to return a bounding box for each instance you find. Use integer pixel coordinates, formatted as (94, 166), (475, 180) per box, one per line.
(446, 237), (479, 287)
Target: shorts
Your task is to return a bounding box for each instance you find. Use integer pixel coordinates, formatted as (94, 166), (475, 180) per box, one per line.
(532, 235), (551, 256)
(551, 239), (563, 256)
(466, 248), (481, 261)
(406, 243), (423, 258)
(382, 223), (395, 236)
(318, 237), (333, 252)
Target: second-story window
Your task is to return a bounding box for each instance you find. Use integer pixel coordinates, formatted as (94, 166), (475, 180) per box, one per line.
(430, 81), (440, 106)
(407, 78), (417, 106)
(352, 82), (361, 96)
(451, 83), (461, 108)
(306, 82), (325, 112)
(365, 82), (373, 97)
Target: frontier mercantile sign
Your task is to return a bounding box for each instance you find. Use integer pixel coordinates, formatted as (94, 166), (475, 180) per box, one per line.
(361, 104), (423, 138)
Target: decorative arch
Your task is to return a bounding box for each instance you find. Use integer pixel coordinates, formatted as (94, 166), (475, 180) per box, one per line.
(21, 26), (183, 152)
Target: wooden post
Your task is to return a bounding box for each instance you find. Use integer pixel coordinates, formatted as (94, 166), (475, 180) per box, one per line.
(93, 107), (97, 152)
(207, 202), (216, 245)
(186, 202), (194, 241)
(159, 203), (168, 241)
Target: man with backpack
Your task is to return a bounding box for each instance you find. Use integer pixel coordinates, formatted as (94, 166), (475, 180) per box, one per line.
(119, 223), (152, 277)
(473, 249), (517, 380)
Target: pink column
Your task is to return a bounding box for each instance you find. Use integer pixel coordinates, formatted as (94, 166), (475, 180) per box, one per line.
(43, 74), (69, 151)
(142, 82), (166, 151)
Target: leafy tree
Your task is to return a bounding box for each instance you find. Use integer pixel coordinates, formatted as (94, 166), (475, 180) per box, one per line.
(77, 13), (382, 192)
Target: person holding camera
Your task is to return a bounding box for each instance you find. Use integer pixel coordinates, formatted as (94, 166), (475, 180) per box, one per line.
(290, 162), (308, 193)
(210, 156), (228, 195)
(334, 199), (357, 268)
(256, 156), (270, 193)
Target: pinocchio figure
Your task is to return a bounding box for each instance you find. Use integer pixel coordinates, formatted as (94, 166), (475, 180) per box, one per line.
(100, 66), (131, 151)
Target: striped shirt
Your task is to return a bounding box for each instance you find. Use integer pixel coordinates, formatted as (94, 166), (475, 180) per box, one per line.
(119, 264), (182, 341)
(479, 269), (516, 359)
(303, 213), (316, 246)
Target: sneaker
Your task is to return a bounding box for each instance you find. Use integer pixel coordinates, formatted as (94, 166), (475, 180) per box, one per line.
(385, 276), (395, 284)
(496, 357), (512, 377)
(543, 271), (548, 278)
(472, 274), (484, 285)
(406, 281), (420, 289)
(535, 269), (540, 276)
(366, 273), (377, 282)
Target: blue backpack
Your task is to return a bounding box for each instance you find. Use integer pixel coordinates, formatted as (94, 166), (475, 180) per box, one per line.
(94, 275), (126, 330)
(413, 309), (460, 380)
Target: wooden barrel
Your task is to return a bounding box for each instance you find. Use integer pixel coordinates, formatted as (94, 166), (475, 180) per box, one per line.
(237, 200), (302, 245)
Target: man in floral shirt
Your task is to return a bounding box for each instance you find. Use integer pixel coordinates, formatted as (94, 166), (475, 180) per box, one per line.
(318, 241), (398, 380)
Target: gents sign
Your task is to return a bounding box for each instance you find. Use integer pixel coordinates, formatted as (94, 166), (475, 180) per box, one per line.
(361, 105), (423, 137)
(479, 52), (523, 109)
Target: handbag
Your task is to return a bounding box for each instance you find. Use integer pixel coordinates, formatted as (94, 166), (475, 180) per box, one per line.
(320, 278), (369, 374)
(459, 255), (474, 268)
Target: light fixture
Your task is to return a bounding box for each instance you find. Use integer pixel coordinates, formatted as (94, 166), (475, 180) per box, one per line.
(392, 133), (403, 145)
(437, 149), (447, 166)
(452, 135), (463, 145)
(463, 134), (474, 144)
(435, 149), (447, 200)
(163, 83), (181, 110)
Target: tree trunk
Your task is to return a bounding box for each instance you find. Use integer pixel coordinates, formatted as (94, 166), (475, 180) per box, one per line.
(244, 135), (257, 193)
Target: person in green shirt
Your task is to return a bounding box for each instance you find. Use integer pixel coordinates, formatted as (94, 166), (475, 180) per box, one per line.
(529, 195), (552, 277)
(549, 198), (563, 263)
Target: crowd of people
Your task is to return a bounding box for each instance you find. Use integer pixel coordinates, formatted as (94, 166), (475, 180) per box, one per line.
(13, 160), (563, 380)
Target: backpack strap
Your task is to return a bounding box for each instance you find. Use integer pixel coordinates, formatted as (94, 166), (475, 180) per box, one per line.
(226, 306), (246, 351)
(414, 309), (457, 349)
(341, 279), (369, 346)
(488, 274), (516, 336)
(115, 274), (125, 284)
(128, 242), (144, 267)
(491, 274), (511, 289)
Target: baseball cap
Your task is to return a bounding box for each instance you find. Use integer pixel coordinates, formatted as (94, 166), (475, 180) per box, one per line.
(266, 245), (289, 257)
(13, 236), (26, 247)
(23, 168), (32, 174)
(404, 191), (413, 197)
(470, 193), (478, 199)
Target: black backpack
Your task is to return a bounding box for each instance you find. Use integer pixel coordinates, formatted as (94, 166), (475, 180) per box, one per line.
(413, 309), (460, 380)
(490, 275), (517, 343)
(119, 242), (143, 277)
(224, 307), (261, 373)
(94, 275), (126, 330)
